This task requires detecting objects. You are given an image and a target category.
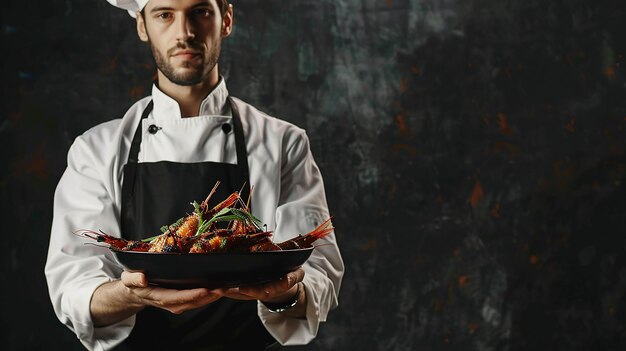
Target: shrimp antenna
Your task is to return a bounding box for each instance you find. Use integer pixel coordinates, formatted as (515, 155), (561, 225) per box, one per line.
(238, 181), (247, 194)
(201, 181), (221, 208)
(73, 229), (106, 239)
(236, 182), (248, 208)
(245, 185), (255, 211)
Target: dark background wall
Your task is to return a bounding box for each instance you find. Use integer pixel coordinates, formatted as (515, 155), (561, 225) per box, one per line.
(1, 0), (625, 350)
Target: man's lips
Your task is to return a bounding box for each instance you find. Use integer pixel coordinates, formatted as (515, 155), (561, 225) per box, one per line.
(171, 50), (201, 59)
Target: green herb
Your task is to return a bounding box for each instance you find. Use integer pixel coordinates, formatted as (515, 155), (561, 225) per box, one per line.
(141, 233), (162, 243)
(230, 208), (264, 230)
(159, 217), (184, 234)
(192, 201), (205, 236)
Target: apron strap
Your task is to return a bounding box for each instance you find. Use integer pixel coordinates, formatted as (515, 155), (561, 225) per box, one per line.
(229, 97), (252, 210)
(122, 100), (153, 204)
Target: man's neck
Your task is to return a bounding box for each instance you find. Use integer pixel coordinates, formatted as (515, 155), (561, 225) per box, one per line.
(156, 70), (220, 117)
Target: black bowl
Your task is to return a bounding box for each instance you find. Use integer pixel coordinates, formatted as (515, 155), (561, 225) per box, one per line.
(111, 247), (314, 289)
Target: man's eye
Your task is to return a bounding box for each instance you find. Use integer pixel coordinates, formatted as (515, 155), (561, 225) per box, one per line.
(157, 13), (173, 20)
(194, 9), (211, 17)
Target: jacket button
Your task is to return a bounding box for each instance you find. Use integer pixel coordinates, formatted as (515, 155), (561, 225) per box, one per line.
(222, 123), (232, 134)
(148, 125), (161, 134)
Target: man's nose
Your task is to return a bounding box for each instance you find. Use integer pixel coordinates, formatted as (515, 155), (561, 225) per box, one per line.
(175, 16), (195, 42)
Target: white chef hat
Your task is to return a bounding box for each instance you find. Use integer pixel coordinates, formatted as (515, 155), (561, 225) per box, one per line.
(106, 0), (150, 18)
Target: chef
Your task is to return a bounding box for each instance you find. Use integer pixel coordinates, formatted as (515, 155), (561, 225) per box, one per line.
(44, 0), (344, 349)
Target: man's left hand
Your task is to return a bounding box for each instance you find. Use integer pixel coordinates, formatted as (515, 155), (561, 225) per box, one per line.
(224, 268), (303, 303)
(223, 268), (306, 317)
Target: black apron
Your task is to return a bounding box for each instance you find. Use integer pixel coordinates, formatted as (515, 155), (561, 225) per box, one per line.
(118, 99), (278, 350)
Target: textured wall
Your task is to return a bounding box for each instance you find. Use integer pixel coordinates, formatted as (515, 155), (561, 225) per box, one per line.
(2, 0), (625, 350)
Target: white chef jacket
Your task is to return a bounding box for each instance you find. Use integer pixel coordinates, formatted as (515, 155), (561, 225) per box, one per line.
(45, 78), (344, 351)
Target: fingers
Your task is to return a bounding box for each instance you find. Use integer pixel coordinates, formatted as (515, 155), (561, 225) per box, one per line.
(155, 288), (225, 314)
(120, 270), (226, 314)
(144, 288), (226, 314)
(121, 271), (148, 288)
(286, 268), (305, 288)
(148, 287), (209, 303)
(222, 287), (257, 301)
(235, 268), (305, 301)
(119, 269), (306, 313)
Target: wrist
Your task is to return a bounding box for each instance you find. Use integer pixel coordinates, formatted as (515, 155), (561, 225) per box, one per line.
(117, 280), (146, 309)
(262, 282), (302, 313)
(91, 280), (144, 327)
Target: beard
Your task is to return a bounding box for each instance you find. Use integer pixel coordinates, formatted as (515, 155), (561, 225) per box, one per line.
(149, 39), (221, 86)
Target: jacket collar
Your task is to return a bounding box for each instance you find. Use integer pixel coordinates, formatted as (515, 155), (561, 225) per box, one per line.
(151, 77), (230, 119)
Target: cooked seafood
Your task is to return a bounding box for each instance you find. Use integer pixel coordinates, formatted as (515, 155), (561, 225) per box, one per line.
(76, 182), (333, 253)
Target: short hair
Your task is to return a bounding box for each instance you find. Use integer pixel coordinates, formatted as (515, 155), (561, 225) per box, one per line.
(216, 0), (229, 16)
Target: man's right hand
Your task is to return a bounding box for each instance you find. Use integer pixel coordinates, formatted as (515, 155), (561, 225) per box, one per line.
(90, 271), (225, 327)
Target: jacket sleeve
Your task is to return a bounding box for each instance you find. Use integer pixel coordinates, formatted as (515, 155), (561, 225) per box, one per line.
(45, 135), (134, 351)
(257, 129), (345, 345)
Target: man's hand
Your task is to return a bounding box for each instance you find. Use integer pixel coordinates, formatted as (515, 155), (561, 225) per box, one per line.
(120, 271), (225, 314)
(223, 268), (307, 318)
(90, 271), (225, 327)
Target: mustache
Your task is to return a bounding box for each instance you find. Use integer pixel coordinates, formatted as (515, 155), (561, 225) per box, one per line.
(167, 41), (204, 56)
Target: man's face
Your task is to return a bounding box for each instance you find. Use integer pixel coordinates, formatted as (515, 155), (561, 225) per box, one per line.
(137, 0), (231, 86)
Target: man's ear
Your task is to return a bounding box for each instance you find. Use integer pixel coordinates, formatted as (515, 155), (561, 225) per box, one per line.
(221, 4), (234, 37)
(136, 11), (149, 42)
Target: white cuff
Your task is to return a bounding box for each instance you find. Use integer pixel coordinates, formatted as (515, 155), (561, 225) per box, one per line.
(61, 278), (135, 351)
(257, 267), (336, 345)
